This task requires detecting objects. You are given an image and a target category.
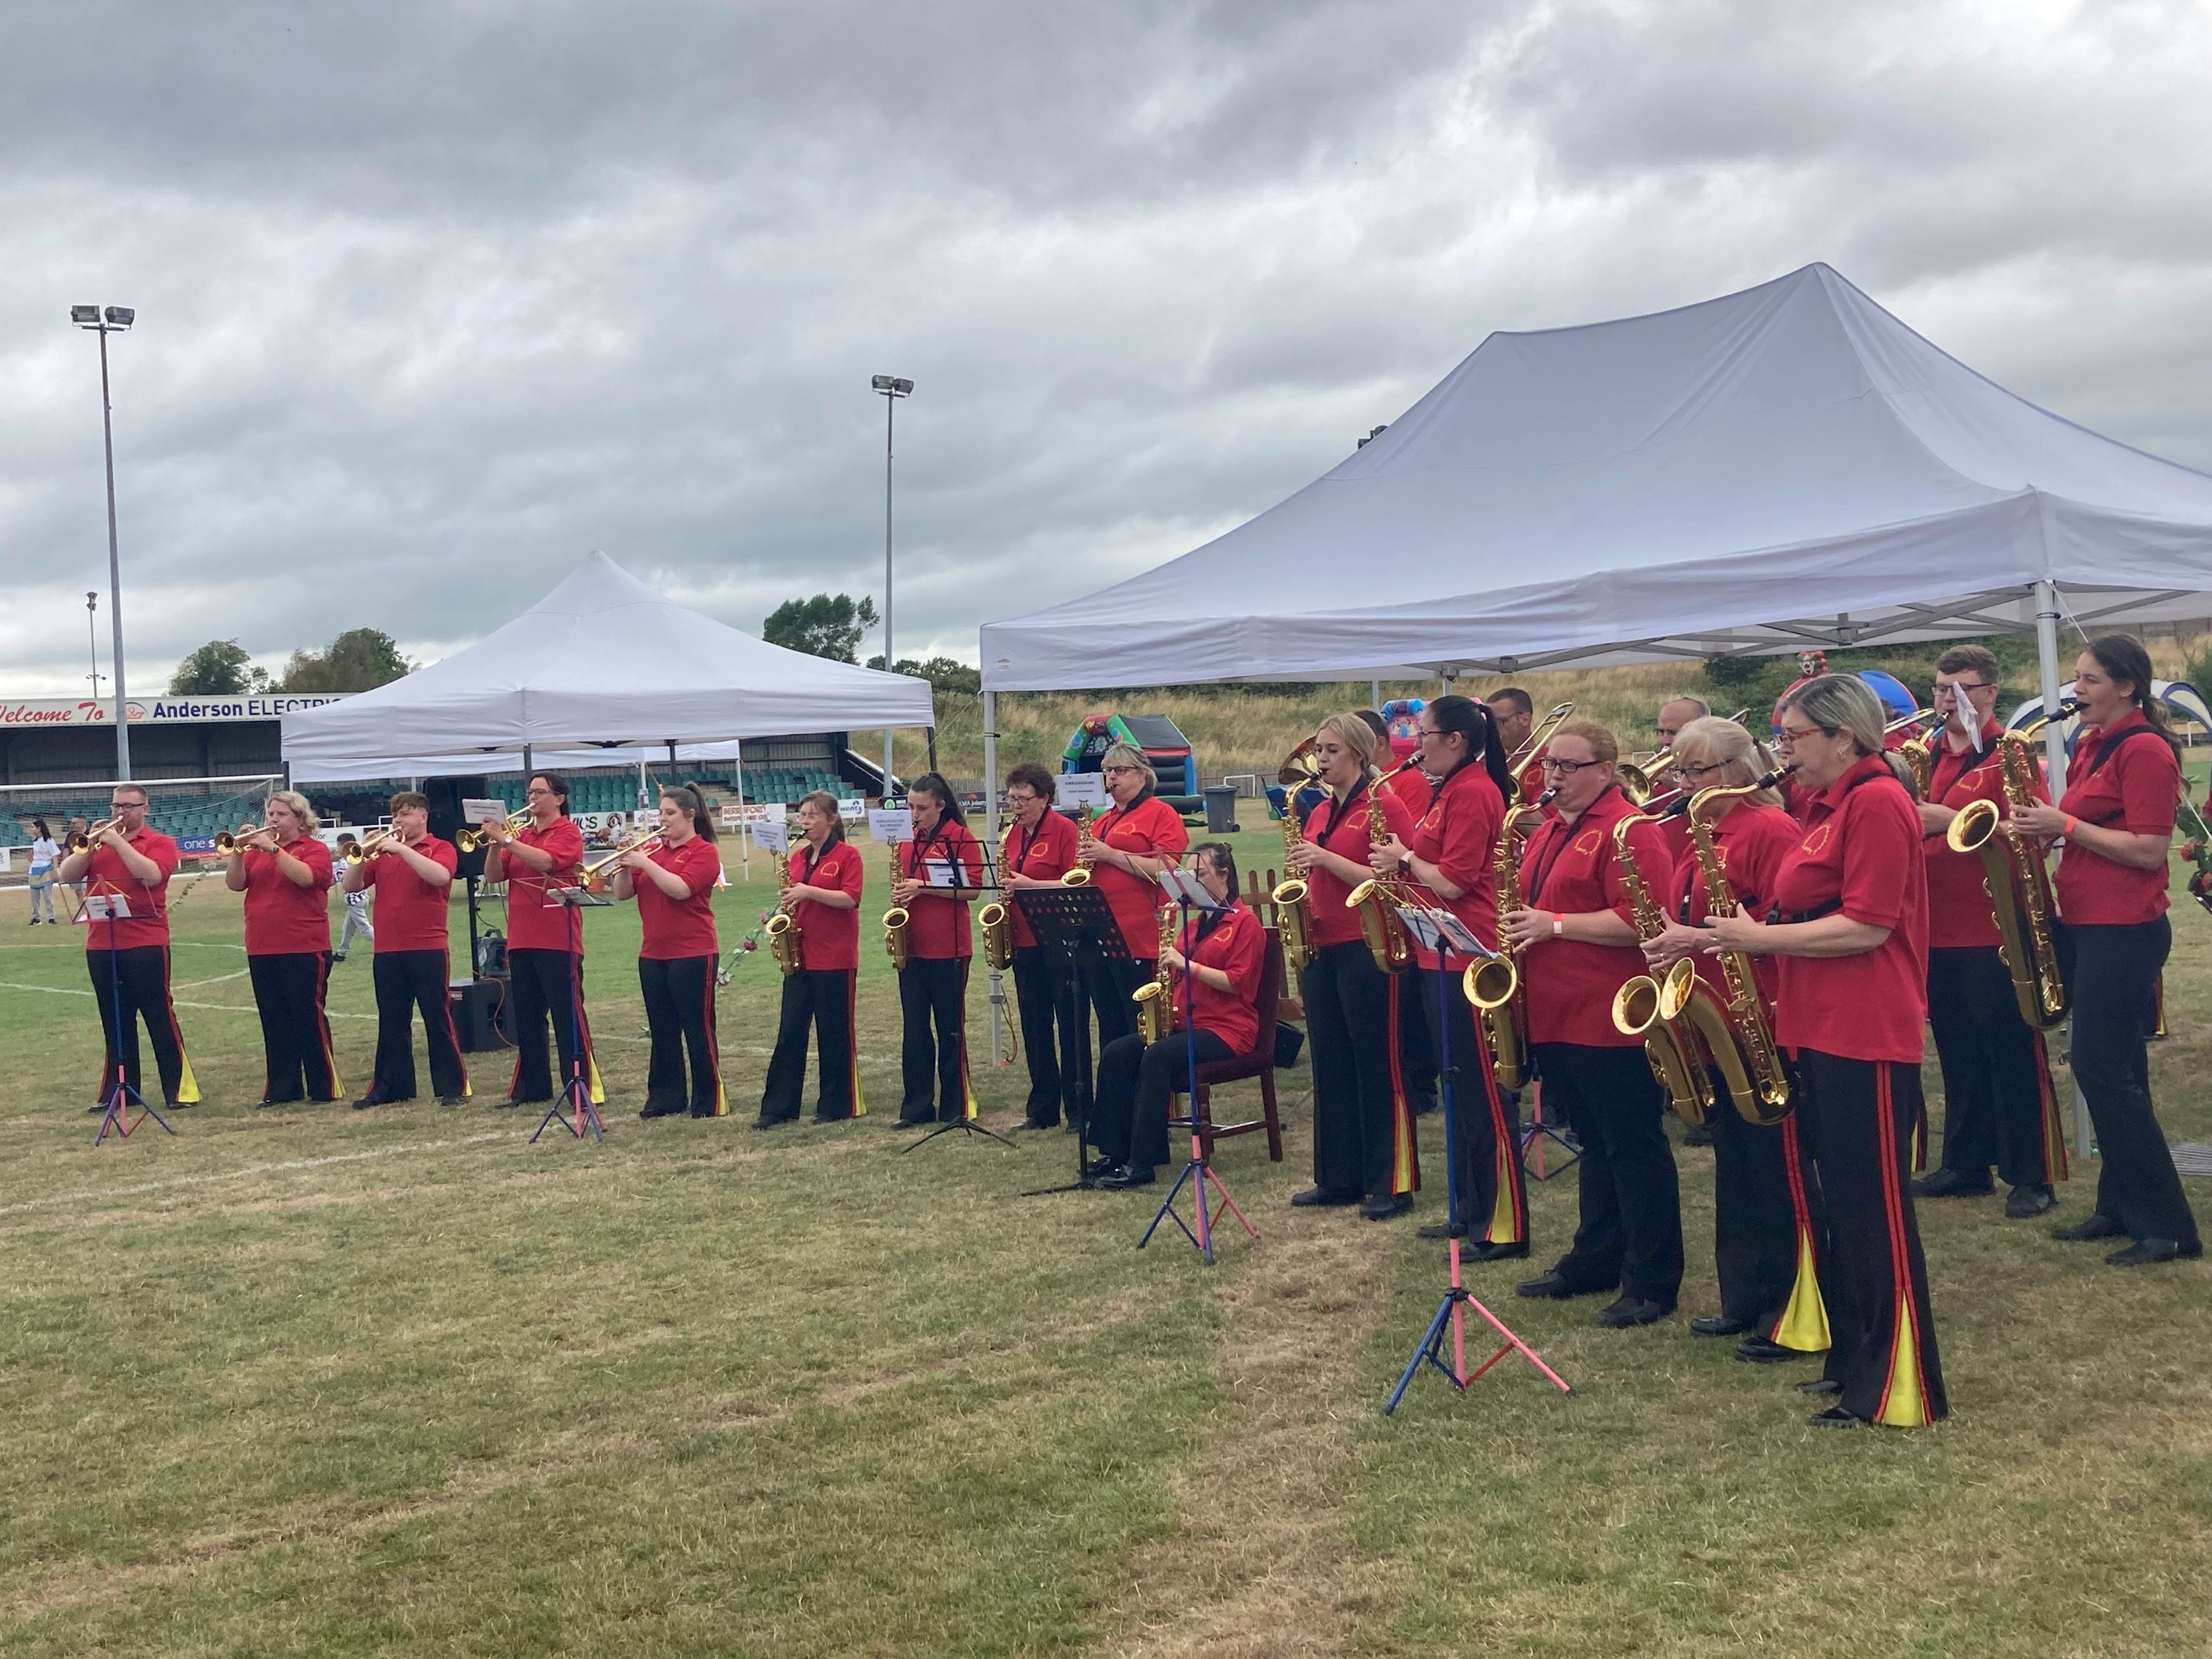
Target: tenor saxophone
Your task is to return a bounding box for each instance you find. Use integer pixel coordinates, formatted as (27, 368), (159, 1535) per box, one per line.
(1269, 797), (1316, 980)
(1684, 777), (1795, 1125)
(1131, 902), (1175, 1044)
(1945, 729), (2068, 1028)
(882, 843), (911, 971)
(1608, 811), (1718, 1127)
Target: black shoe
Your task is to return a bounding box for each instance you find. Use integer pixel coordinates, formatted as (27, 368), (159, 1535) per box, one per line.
(1795, 1377), (1842, 1396)
(1595, 1297), (1672, 1329)
(1014, 1118), (1057, 1131)
(1913, 1167), (1994, 1199)
(495, 1097), (535, 1111)
(810, 1113), (851, 1126)
(1515, 1270), (1591, 1301)
(1291, 1186), (1360, 1208)
(2105, 1237), (2201, 1266)
(688, 1104), (723, 1120)
(1416, 1220), (1468, 1240)
(351, 1093), (396, 1111)
(1734, 1336), (1800, 1364)
(1690, 1315), (1755, 1338)
(1360, 1193), (1413, 1221)
(1464, 1239), (1530, 1263)
(895, 1116), (934, 1130)
(2005, 1183), (2058, 1219)
(1808, 1405), (1867, 1429)
(1100, 1165), (1155, 1189)
(1083, 1154), (1122, 1179)
(330, 952), (346, 963)
(638, 1100), (687, 1120)
(2051, 1213), (2127, 1241)
(437, 1095), (466, 1107)
(1682, 1122), (1715, 1148)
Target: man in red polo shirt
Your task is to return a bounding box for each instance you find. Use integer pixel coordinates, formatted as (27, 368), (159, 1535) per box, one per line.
(343, 791), (469, 1107)
(55, 782), (200, 1110)
(483, 773), (599, 1109)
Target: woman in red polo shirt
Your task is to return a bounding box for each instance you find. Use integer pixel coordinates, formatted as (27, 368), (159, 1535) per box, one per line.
(1283, 712), (1420, 1220)
(1365, 694), (1522, 1255)
(1092, 843), (1267, 1188)
(758, 790), (866, 1126)
(613, 785), (725, 1120)
(2015, 635), (2202, 1265)
(1644, 718), (1826, 1364)
(1706, 675), (1945, 1429)
(891, 774), (986, 1127)
(1502, 717), (1684, 1330)
(1075, 743), (1190, 1048)
(224, 790), (341, 1105)
(482, 773), (599, 1111)
(999, 763), (1083, 1129)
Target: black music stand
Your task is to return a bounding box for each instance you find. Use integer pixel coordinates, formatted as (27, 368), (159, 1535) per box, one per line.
(1014, 884), (1127, 1195)
(79, 885), (177, 1146)
(532, 885), (608, 1143)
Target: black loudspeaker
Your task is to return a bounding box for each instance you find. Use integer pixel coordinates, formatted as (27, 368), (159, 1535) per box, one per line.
(451, 977), (514, 1053)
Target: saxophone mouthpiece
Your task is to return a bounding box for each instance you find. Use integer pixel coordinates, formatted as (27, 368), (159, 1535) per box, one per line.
(1536, 787), (1559, 807)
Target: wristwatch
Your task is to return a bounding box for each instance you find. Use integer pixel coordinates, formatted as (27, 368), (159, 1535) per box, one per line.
(1397, 854), (1413, 876)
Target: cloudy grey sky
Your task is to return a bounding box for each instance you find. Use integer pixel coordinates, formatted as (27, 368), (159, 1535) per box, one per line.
(5, 0), (2211, 694)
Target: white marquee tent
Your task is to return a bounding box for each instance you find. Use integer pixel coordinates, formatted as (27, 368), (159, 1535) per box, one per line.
(283, 551), (934, 784)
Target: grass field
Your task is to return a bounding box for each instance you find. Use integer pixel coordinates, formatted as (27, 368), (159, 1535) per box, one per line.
(3, 828), (2211, 1658)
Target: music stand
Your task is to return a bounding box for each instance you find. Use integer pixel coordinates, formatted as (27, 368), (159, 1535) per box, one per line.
(1520, 1078), (1580, 1180)
(78, 886), (177, 1146)
(1383, 908), (1571, 1414)
(1014, 884), (1126, 1194)
(532, 885), (608, 1143)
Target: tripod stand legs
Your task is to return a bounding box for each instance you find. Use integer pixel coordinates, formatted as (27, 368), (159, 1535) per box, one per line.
(1384, 1239), (1575, 1414)
(902, 1116), (1016, 1152)
(1138, 1157), (1256, 1264)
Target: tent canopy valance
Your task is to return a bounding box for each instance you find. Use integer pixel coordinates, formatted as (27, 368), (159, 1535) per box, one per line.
(284, 552), (934, 783)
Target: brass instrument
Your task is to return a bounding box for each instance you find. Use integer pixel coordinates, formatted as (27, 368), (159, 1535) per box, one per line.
(1269, 792), (1316, 981)
(1060, 803), (1098, 886)
(1608, 812), (1717, 1127)
(215, 824), (277, 856)
(1276, 737), (1323, 789)
(1945, 723), (2068, 1029)
(1354, 787), (1412, 974)
(1684, 774), (1796, 1125)
(65, 818), (116, 853)
(1617, 745), (1677, 807)
(882, 843), (912, 970)
(765, 857), (804, 977)
(1131, 902), (1175, 1044)
(579, 826), (665, 885)
(978, 848), (1018, 973)
(1506, 701), (1574, 781)
(1464, 789), (1555, 1091)
(342, 827), (402, 865)
(454, 810), (533, 854)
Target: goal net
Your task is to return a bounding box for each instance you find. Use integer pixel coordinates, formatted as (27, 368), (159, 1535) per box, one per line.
(0, 774), (286, 876)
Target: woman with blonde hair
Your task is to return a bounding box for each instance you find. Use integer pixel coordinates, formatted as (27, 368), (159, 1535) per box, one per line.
(1075, 742), (1189, 1047)
(225, 790), (342, 1105)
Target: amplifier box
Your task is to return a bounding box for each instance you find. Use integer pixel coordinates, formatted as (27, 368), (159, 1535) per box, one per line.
(450, 976), (514, 1053)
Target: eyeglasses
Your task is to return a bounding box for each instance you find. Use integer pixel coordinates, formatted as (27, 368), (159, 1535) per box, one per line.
(1675, 761), (1727, 781)
(525, 787), (555, 798)
(1775, 723), (1834, 745)
(1101, 765), (1138, 776)
(1932, 681), (1992, 699)
(1539, 757), (1604, 776)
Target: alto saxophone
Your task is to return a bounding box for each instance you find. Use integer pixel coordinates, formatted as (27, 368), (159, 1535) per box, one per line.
(1608, 811), (1718, 1127)
(1354, 788), (1412, 974)
(1131, 901), (1175, 1044)
(1061, 803), (1098, 885)
(978, 843), (1018, 973)
(1684, 779), (1794, 1125)
(765, 856), (804, 977)
(1466, 792), (1552, 1092)
(1269, 796), (1316, 980)
(1946, 729), (2068, 1028)
(882, 843), (912, 971)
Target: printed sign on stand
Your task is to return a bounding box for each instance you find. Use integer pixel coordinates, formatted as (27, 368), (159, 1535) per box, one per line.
(751, 816), (790, 854)
(1055, 772), (1107, 811)
(867, 809), (914, 844)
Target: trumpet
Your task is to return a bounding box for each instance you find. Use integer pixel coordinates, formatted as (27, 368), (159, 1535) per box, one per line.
(1061, 802), (1098, 885)
(65, 818), (116, 853)
(215, 824), (278, 856)
(580, 826), (666, 887)
(455, 810), (533, 854)
(341, 828), (400, 864)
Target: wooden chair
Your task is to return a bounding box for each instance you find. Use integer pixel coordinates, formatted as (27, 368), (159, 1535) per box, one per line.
(1171, 925), (1286, 1165)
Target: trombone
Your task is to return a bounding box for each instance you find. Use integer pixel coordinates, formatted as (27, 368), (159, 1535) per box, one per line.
(454, 810), (532, 854)
(1505, 702), (1574, 800)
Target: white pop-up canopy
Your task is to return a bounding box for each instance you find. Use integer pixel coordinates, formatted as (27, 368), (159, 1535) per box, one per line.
(284, 551), (934, 783)
(978, 262), (2212, 690)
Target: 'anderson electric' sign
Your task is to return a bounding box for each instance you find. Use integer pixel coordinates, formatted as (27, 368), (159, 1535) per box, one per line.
(0, 694), (355, 727)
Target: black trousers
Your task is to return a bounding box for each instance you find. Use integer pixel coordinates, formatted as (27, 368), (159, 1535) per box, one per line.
(761, 967), (859, 1121)
(1302, 941), (1415, 1199)
(1012, 944), (1080, 1125)
(1397, 971), (1440, 1116)
(370, 949), (469, 1101)
(1793, 1049), (1948, 1425)
(1926, 945), (2064, 1187)
(506, 947), (597, 1103)
(898, 955), (972, 1122)
(1429, 967), (1525, 1244)
(249, 951), (341, 1103)
(1707, 1076), (1805, 1329)
(1092, 1028), (1237, 1173)
(639, 954), (723, 1116)
(1084, 954), (1150, 1052)
(1533, 1040), (1683, 1307)
(2058, 918), (2200, 1247)
(87, 945), (195, 1106)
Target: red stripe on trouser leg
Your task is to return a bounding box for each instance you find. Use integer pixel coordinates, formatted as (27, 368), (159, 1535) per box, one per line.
(701, 968), (725, 1114)
(1385, 974), (1418, 1194)
(1871, 1065), (1934, 1428)
(437, 951), (471, 1098)
(1474, 1040), (1524, 1244)
(847, 975), (866, 1116)
(2029, 1028), (2068, 1183)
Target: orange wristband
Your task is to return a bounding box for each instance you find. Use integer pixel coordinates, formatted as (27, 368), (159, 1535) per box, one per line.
(2062, 816), (2079, 839)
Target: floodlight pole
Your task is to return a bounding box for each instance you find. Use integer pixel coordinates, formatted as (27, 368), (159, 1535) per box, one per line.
(76, 308), (134, 779)
(86, 591), (103, 703)
(873, 375), (911, 796)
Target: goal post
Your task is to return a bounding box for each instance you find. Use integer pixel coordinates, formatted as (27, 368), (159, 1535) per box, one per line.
(0, 774), (286, 877)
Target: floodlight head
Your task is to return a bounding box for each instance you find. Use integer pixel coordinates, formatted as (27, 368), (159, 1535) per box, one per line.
(104, 306), (134, 327)
(72, 305), (100, 325)
(871, 374), (913, 396)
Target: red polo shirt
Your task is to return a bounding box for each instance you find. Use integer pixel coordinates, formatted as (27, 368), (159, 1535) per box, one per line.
(241, 835), (335, 957)
(2053, 712), (2178, 926)
(1671, 799), (1796, 1002)
(1170, 901), (1267, 1055)
(1921, 720), (2044, 949)
(493, 817), (587, 952)
(1304, 781), (1418, 949)
(1001, 809), (1080, 949)
(636, 834), (721, 960)
(1405, 762), (1505, 969)
(898, 820), (984, 961)
(362, 835), (457, 954)
(1088, 794), (1190, 959)
(1513, 747), (1549, 807)
(1770, 756), (1928, 1063)
(1381, 762), (1432, 818)
(79, 828), (180, 949)
(1517, 785), (1668, 1048)
(789, 837), (864, 971)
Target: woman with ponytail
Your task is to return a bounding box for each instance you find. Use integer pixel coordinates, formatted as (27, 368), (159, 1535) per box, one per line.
(614, 785), (725, 1120)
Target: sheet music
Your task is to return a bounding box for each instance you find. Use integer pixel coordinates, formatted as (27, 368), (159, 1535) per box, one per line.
(923, 857), (967, 889)
(867, 809), (913, 844)
(751, 816), (790, 854)
(1157, 869), (1225, 911)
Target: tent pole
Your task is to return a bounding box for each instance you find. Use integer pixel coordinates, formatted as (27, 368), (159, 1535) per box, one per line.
(2033, 578), (2094, 1159)
(735, 738), (748, 879)
(522, 744), (533, 783)
(983, 692), (1002, 1067)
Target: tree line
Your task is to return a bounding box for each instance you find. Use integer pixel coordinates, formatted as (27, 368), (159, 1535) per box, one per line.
(168, 630), (413, 695)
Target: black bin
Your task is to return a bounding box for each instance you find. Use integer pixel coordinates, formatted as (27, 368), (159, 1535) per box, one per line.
(1202, 785), (1239, 834)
